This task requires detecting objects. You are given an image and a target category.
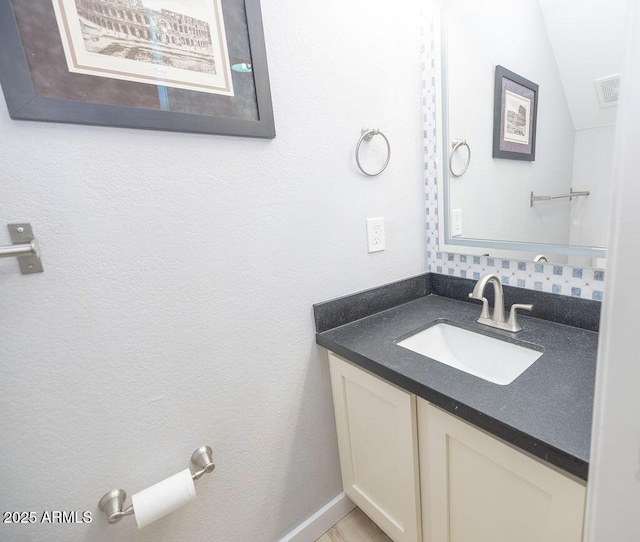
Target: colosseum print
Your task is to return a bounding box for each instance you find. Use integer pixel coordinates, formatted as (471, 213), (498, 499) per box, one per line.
(52, 0), (234, 96)
(75, 0), (215, 73)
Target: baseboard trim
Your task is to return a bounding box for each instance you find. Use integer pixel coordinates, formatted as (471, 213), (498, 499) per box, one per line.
(279, 492), (356, 542)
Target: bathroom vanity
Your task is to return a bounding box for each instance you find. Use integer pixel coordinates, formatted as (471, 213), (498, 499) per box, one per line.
(314, 273), (599, 542)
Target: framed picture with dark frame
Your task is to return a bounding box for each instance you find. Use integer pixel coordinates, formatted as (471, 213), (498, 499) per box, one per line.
(492, 65), (538, 161)
(0, 0), (275, 138)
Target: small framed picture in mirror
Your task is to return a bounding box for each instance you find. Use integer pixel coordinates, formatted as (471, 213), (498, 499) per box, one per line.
(493, 66), (538, 161)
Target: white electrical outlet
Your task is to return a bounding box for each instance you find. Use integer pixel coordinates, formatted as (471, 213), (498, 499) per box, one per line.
(366, 218), (385, 252)
(451, 209), (463, 237)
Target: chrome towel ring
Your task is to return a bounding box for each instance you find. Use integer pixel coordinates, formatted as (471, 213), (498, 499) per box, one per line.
(355, 127), (391, 176)
(449, 138), (471, 177)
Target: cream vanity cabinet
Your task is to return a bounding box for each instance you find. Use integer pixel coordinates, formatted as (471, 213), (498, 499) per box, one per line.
(328, 352), (422, 542)
(327, 352), (586, 542)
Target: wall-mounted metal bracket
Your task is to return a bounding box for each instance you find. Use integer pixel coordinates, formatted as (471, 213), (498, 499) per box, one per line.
(0, 223), (44, 274)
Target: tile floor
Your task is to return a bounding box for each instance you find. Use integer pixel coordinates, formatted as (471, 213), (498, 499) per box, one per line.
(316, 507), (391, 542)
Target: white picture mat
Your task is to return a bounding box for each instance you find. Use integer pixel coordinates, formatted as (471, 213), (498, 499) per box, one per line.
(52, 0), (234, 96)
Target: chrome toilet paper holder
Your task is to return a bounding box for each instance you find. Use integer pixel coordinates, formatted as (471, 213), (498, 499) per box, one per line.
(98, 445), (215, 525)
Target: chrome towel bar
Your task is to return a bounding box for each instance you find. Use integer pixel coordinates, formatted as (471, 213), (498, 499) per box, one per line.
(530, 189), (590, 207)
(0, 243), (35, 257)
(0, 223), (43, 274)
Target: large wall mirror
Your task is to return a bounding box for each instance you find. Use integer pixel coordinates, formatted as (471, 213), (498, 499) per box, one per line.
(436, 0), (627, 268)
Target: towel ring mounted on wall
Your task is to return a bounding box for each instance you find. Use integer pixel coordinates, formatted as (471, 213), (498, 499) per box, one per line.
(449, 138), (471, 177)
(355, 127), (391, 176)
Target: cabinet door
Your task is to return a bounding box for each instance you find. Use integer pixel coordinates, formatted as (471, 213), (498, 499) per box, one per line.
(418, 399), (586, 542)
(328, 352), (422, 542)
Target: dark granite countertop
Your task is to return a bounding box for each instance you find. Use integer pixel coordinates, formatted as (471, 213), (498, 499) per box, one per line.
(314, 274), (599, 481)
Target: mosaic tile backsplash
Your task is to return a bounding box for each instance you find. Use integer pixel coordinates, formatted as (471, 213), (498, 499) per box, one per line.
(420, 15), (605, 301)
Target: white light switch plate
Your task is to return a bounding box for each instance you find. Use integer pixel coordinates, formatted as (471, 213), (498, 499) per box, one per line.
(451, 209), (463, 237)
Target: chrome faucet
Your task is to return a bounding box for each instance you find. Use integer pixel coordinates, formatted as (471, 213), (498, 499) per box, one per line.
(468, 273), (533, 332)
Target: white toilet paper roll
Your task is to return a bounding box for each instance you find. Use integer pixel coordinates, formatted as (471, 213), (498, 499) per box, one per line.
(131, 468), (197, 529)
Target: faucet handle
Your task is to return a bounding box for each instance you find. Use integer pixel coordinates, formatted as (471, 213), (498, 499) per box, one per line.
(468, 293), (491, 319)
(507, 303), (533, 332)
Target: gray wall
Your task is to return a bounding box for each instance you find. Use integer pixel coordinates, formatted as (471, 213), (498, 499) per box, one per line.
(0, 1), (426, 540)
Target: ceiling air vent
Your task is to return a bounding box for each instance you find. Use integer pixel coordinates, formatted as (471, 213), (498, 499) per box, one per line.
(595, 75), (620, 108)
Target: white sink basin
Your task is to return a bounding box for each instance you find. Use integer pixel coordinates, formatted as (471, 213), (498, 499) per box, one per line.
(397, 322), (543, 385)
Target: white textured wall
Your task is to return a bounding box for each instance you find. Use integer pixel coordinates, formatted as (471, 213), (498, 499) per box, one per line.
(445, 0), (575, 245)
(0, 1), (426, 540)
